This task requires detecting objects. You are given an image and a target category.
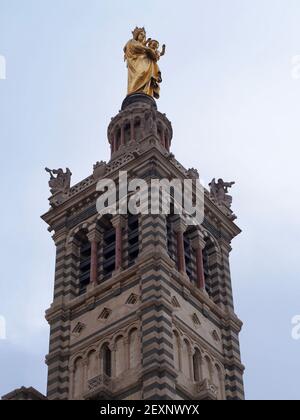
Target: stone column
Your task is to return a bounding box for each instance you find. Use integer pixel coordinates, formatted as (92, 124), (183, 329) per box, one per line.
(191, 232), (206, 291)
(174, 218), (187, 274)
(87, 227), (102, 286)
(112, 215), (126, 272)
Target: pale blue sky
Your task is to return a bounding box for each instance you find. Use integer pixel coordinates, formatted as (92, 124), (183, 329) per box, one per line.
(0, 0), (300, 400)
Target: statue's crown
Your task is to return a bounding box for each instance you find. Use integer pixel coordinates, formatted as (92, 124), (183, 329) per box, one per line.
(132, 26), (146, 39)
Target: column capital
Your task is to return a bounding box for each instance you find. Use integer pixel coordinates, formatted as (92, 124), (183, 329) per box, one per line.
(111, 214), (126, 229)
(87, 229), (103, 243)
(191, 232), (206, 251)
(173, 217), (187, 234)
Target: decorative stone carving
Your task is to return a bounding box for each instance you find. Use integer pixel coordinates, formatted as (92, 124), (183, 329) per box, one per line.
(186, 168), (199, 180)
(98, 308), (112, 321)
(69, 175), (95, 197)
(196, 378), (218, 400)
(105, 150), (141, 174)
(88, 374), (112, 392)
(209, 178), (235, 209)
(211, 330), (221, 342)
(72, 322), (86, 337)
(192, 313), (201, 327)
(93, 161), (107, 180)
(45, 167), (72, 195)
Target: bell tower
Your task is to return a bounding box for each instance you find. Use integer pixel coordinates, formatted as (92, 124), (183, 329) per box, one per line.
(42, 91), (245, 400)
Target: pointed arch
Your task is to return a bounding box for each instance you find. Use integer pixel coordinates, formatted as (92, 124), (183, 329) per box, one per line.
(182, 339), (192, 379)
(115, 335), (126, 377)
(128, 328), (140, 369)
(73, 357), (84, 398)
(173, 330), (181, 371)
(100, 343), (112, 378)
(86, 350), (98, 381)
(193, 348), (202, 382)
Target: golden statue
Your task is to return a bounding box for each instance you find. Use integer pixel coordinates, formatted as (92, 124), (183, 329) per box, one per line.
(124, 27), (166, 99)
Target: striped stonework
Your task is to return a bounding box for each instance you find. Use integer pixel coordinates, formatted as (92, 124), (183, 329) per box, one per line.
(139, 266), (177, 399)
(223, 323), (245, 400)
(38, 94), (245, 401)
(46, 310), (71, 400)
(137, 213), (177, 399)
(46, 235), (78, 400)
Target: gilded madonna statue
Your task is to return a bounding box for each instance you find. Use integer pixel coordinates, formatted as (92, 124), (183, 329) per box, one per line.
(124, 27), (166, 99)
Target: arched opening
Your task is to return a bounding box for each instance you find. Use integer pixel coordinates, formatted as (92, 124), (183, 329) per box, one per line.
(99, 216), (116, 280)
(203, 356), (213, 381)
(134, 117), (142, 141)
(214, 364), (225, 400)
(184, 228), (197, 284)
(73, 357), (84, 398)
(166, 214), (177, 264)
(203, 238), (216, 299)
(124, 121), (131, 144)
(128, 214), (139, 267)
(115, 336), (126, 377)
(173, 331), (181, 371)
(129, 328), (140, 369)
(76, 230), (91, 295)
(101, 344), (112, 378)
(87, 350), (98, 381)
(182, 339), (191, 378)
(193, 349), (202, 382)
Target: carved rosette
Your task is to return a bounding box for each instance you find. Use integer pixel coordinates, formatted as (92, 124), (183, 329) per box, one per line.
(107, 94), (173, 158)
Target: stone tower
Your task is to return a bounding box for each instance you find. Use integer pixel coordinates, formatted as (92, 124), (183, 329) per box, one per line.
(41, 93), (245, 401)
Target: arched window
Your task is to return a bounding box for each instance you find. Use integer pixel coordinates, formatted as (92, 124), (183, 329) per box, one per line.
(129, 328), (140, 369)
(182, 339), (191, 379)
(101, 344), (112, 378)
(115, 336), (126, 377)
(214, 364), (225, 400)
(101, 217), (116, 280)
(203, 356), (213, 381)
(128, 215), (139, 267)
(77, 231), (91, 295)
(173, 331), (181, 371)
(73, 357), (84, 398)
(124, 121), (131, 144)
(166, 214), (177, 264)
(193, 349), (202, 382)
(134, 117), (142, 141)
(184, 229), (197, 284)
(87, 350), (97, 381)
(203, 238), (216, 298)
